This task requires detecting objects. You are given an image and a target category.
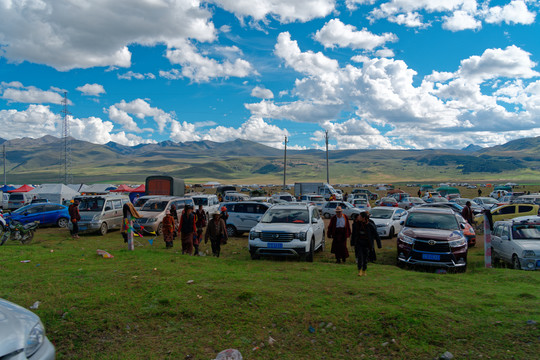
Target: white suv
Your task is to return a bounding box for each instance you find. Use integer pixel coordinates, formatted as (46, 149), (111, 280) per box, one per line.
(249, 203), (325, 262)
(491, 216), (540, 270)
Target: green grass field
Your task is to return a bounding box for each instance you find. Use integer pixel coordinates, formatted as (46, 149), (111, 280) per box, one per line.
(1, 225), (539, 359)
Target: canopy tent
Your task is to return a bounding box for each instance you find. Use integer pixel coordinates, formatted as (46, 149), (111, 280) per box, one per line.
(494, 185), (512, 192)
(420, 184), (433, 191)
(110, 184), (134, 193)
(435, 186), (460, 196)
(28, 184), (80, 204)
(79, 184), (115, 194)
(128, 184), (145, 203)
(8, 184), (35, 193)
(0, 185), (16, 192)
(131, 184), (145, 193)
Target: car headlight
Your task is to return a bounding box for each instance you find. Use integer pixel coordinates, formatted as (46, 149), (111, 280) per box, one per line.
(249, 230), (261, 240)
(294, 232), (307, 241)
(398, 234), (415, 244)
(449, 237), (467, 247)
(147, 218), (157, 223)
(25, 322), (45, 357)
(522, 250), (536, 258)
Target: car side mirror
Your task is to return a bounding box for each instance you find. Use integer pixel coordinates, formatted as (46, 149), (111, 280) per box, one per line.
(400, 220), (405, 225)
(460, 223), (466, 229)
(312, 218), (318, 223)
(105, 206), (112, 211)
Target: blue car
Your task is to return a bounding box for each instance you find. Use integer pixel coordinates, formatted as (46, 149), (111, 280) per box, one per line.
(3, 203), (70, 228)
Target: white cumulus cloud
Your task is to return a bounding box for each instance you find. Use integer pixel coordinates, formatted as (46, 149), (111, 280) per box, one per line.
(251, 86), (274, 99)
(1, 83), (66, 104)
(314, 19), (398, 50)
(76, 83), (106, 97)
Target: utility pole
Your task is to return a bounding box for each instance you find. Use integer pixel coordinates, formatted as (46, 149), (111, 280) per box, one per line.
(61, 92), (72, 185)
(325, 130), (329, 184)
(3, 144), (6, 186)
(283, 135), (288, 190)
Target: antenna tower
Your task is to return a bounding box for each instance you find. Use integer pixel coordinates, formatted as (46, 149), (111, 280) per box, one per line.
(61, 91), (72, 184)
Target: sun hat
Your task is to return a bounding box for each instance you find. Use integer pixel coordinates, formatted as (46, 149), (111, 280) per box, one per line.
(335, 206), (342, 212)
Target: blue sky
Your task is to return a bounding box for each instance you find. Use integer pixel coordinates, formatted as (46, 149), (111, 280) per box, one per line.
(1, 0), (539, 150)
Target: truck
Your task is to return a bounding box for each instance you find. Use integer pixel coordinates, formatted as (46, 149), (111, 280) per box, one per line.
(294, 182), (342, 201)
(145, 176), (185, 196)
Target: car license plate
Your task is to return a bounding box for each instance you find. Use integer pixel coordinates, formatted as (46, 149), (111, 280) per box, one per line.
(422, 253), (440, 261)
(267, 242), (283, 249)
(79, 226), (87, 231)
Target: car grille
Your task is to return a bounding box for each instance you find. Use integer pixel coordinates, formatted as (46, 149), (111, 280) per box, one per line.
(413, 239), (450, 253)
(261, 232), (294, 242)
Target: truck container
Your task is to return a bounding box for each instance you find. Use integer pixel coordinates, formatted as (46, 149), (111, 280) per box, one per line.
(294, 182), (341, 200)
(145, 176), (185, 196)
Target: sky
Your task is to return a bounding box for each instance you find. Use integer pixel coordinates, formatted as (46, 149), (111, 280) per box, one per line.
(1, 0), (539, 150)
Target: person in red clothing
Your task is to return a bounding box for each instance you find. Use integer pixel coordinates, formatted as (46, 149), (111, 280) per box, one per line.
(327, 206), (351, 263)
(194, 204), (207, 256)
(179, 204), (197, 255)
(162, 210), (175, 248)
(68, 200), (81, 239)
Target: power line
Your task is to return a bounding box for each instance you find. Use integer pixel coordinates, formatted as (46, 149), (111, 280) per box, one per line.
(60, 92), (72, 185)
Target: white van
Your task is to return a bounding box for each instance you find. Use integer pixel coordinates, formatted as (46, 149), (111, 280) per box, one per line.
(70, 194), (130, 235)
(7, 192), (33, 210)
(190, 194), (220, 218)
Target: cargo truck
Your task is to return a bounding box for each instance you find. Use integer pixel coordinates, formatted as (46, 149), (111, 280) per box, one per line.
(145, 176), (185, 196)
(294, 182), (342, 200)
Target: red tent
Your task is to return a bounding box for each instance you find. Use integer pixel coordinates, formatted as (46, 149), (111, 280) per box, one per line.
(131, 184), (145, 193)
(110, 184), (134, 193)
(8, 184), (35, 193)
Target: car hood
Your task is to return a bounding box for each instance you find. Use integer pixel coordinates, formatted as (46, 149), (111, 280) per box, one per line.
(515, 240), (540, 252)
(136, 210), (165, 219)
(254, 223), (312, 233)
(372, 217), (392, 225)
(402, 227), (462, 241)
(0, 298), (39, 357)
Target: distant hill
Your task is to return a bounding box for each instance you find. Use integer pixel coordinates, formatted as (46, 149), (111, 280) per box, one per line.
(2, 135), (539, 183)
(461, 144), (483, 152)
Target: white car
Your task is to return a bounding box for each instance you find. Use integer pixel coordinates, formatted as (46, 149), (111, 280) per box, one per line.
(370, 206), (408, 238)
(249, 203), (325, 262)
(491, 216), (540, 270)
(190, 194), (220, 218)
(321, 201), (363, 219)
(0, 298), (55, 359)
(299, 194), (326, 211)
(222, 201), (271, 236)
(351, 198), (371, 212)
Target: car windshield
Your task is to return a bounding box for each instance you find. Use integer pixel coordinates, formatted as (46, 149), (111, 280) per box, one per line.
(192, 197), (208, 206)
(405, 212), (458, 230)
(482, 198), (498, 204)
(371, 208), (394, 219)
(512, 224), (540, 240)
(12, 205), (33, 214)
(260, 208), (309, 224)
(78, 198), (105, 212)
(141, 201), (168, 212)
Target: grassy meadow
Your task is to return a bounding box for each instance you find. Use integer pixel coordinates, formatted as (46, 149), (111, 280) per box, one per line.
(0, 223), (538, 359)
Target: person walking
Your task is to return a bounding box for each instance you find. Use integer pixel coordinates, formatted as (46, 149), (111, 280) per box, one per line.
(162, 209), (175, 248)
(220, 206), (229, 226)
(68, 200), (81, 239)
(478, 188), (482, 197)
(351, 212), (381, 276)
(194, 204), (207, 255)
(179, 205), (196, 255)
(205, 211), (228, 257)
(461, 201), (475, 225)
(327, 206), (351, 263)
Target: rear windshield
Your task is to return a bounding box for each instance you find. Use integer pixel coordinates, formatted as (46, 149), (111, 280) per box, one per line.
(405, 212), (458, 230)
(193, 197), (208, 206)
(78, 198), (105, 212)
(261, 208), (309, 224)
(141, 201), (168, 212)
(512, 224), (540, 240)
(9, 194), (23, 200)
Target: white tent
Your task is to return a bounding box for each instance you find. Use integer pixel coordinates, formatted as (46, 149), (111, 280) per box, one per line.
(28, 184), (80, 204)
(79, 184), (115, 194)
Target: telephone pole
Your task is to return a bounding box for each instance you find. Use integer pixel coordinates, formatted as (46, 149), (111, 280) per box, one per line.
(283, 135), (288, 190)
(61, 92), (72, 185)
(325, 130), (329, 184)
(3, 144), (6, 186)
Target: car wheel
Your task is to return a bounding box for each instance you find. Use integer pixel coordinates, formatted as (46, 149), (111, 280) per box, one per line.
(396, 256), (405, 269)
(305, 238), (315, 262)
(156, 222), (163, 236)
(324, 212), (331, 219)
(57, 217), (69, 228)
(388, 227), (395, 239)
(250, 250), (260, 260)
(512, 255), (521, 270)
(99, 222), (108, 236)
(226, 224), (237, 237)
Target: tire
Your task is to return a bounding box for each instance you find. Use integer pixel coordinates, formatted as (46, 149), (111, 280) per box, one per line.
(250, 250), (260, 260)
(226, 224), (237, 237)
(156, 222), (163, 236)
(396, 256), (405, 268)
(57, 217), (69, 228)
(324, 213), (331, 219)
(512, 255), (521, 270)
(21, 230), (34, 245)
(492, 249), (500, 267)
(388, 227), (395, 239)
(99, 222), (108, 236)
(305, 238), (315, 262)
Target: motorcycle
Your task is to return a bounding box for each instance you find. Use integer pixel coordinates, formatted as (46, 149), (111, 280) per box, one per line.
(0, 216), (39, 245)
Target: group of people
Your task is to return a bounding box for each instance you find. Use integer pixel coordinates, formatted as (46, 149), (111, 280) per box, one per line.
(162, 204), (229, 257)
(327, 206), (382, 276)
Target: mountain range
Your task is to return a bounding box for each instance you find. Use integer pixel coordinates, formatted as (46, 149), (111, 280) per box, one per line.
(1, 135), (539, 184)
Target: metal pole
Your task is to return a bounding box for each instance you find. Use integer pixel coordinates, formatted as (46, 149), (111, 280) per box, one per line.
(325, 130), (329, 184)
(283, 136), (287, 190)
(3, 144), (6, 186)
(483, 210), (492, 268)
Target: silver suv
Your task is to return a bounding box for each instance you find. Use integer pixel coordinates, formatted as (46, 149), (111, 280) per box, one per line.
(221, 201), (271, 236)
(249, 203), (325, 262)
(491, 216), (540, 270)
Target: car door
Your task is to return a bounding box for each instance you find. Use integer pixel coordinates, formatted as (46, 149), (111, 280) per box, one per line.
(311, 207), (324, 247)
(239, 203), (266, 231)
(19, 205), (45, 224)
(491, 224), (504, 258)
(41, 204), (62, 225)
(492, 205), (516, 222)
(394, 209), (407, 233)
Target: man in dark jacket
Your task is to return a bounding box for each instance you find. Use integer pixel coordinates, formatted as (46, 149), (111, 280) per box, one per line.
(327, 206), (351, 263)
(179, 205), (196, 255)
(461, 201), (475, 225)
(68, 200), (81, 239)
(351, 212), (381, 276)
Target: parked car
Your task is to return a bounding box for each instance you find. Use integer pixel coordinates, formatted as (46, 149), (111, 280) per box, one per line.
(421, 192), (442, 202)
(396, 207), (468, 271)
(370, 207), (407, 238)
(376, 197), (399, 207)
(221, 201), (271, 236)
(352, 188), (378, 200)
(473, 196), (500, 210)
(398, 197), (425, 210)
(1, 192), (9, 209)
(475, 204), (540, 224)
(490, 190), (508, 199)
(2, 203), (70, 228)
(351, 198), (371, 212)
(419, 202), (466, 215)
(451, 198), (483, 215)
(30, 198), (49, 204)
(455, 213), (476, 247)
(134, 196), (193, 235)
(69, 194), (131, 235)
(7, 192), (33, 210)
(249, 203), (325, 261)
(0, 298), (55, 359)
(299, 194), (326, 211)
(190, 194), (220, 218)
(133, 195), (160, 210)
(321, 201), (363, 219)
(491, 216), (540, 270)
(515, 194), (540, 206)
(271, 192), (294, 202)
(223, 192), (249, 202)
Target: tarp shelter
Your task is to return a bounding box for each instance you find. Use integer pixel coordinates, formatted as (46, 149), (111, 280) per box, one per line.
(132, 184), (145, 193)
(0, 185), (16, 192)
(28, 184), (80, 204)
(110, 184), (134, 192)
(435, 186), (460, 196)
(494, 185), (512, 192)
(79, 184), (115, 194)
(8, 184), (34, 193)
(129, 184), (145, 203)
